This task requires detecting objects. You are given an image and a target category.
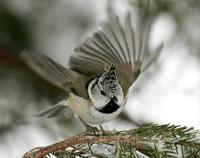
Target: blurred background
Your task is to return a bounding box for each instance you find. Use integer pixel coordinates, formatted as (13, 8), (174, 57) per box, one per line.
(0, 0), (200, 157)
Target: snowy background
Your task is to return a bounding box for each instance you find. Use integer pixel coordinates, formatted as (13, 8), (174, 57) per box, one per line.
(0, 0), (200, 157)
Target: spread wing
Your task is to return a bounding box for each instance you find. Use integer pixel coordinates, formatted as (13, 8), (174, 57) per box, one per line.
(35, 101), (73, 118)
(21, 52), (89, 98)
(21, 52), (75, 94)
(20, 52), (88, 118)
(69, 14), (163, 95)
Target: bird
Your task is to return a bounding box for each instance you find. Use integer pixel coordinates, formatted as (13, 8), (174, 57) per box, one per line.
(20, 14), (163, 131)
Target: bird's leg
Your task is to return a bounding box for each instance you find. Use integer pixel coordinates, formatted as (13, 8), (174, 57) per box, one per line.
(99, 124), (104, 131)
(99, 124), (107, 134)
(78, 117), (99, 134)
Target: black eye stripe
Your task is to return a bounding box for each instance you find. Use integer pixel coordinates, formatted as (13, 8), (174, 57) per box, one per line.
(92, 77), (99, 90)
(100, 90), (106, 96)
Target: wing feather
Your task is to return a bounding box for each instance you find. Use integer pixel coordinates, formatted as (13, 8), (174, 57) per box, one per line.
(124, 14), (136, 65)
(35, 102), (73, 118)
(69, 14), (163, 94)
(84, 39), (111, 64)
(77, 44), (109, 65)
(104, 20), (127, 63)
(21, 52), (73, 92)
(87, 37), (119, 63)
(95, 32), (123, 63)
(118, 17), (131, 63)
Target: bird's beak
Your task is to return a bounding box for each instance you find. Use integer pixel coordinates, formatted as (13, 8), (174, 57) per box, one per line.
(111, 96), (118, 102)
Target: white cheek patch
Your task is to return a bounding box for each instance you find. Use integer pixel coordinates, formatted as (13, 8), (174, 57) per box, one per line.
(88, 78), (108, 109)
(88, 77), (124, 109)
(92, 95), (108, 109)
(88, 79), (96, 98)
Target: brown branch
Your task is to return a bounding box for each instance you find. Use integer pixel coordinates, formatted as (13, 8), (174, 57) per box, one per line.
(23, 130), (144, 158)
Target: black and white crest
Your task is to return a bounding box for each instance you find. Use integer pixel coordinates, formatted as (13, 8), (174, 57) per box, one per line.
(87, 63), (124, 113)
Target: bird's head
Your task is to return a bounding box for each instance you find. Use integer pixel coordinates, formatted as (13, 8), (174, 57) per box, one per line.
(87, 64), (124, 111)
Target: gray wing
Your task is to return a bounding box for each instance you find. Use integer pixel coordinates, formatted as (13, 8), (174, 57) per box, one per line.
(36, 101), (73, 118)
(69, 14), (163, 94)
(21, 51), (74, 93)
(20, 52), (88, 118)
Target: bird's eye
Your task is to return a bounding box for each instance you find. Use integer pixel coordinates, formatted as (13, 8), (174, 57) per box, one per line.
(100, 90), (106, 96)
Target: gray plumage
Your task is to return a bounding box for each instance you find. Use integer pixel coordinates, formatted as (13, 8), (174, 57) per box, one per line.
(20, 14), (163, 120)
(35, 102), (73, 118)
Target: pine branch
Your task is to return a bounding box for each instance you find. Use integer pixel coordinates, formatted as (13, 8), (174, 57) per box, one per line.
(23, 124), (200, 158)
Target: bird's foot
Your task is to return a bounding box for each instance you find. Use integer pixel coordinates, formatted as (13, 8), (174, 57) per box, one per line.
(98, 124), (107, 134)
(78, 117), (101, 135)
(85, 124), (100, 135)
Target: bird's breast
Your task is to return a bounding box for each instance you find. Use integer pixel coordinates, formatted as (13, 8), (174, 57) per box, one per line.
(68, 93), (126, 125)
(88, 104), (124, 125)
(68, 94), (92, 119)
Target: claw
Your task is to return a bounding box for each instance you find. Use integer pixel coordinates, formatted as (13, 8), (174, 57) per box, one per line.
(85, 125), (99, 135)
(79, 117), (100, 135)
